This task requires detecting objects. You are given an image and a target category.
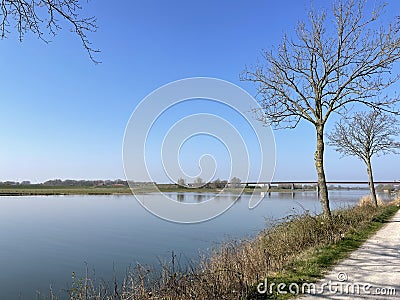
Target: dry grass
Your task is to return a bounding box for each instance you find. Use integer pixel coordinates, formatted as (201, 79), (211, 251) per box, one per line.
(357, 194), (385, 207)
(389, 195), (400, 206)
(43, 204), (396, 300)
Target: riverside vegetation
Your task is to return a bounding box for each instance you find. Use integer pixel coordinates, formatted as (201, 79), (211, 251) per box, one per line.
(37, 196), (400, 300)
(1, 180), (391, 196)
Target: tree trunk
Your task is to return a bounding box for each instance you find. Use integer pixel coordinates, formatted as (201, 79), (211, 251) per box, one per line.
(366, 157), (378, 207)
(315, 124), (331, 218)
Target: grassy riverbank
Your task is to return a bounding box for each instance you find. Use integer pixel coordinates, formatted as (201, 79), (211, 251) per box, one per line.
(53, 199), (399, 300)
(0, 185), (315, 196)
(0, 185), (132, 195)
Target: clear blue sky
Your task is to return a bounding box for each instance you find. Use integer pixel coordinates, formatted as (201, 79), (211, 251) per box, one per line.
(0, 0), (399, 183)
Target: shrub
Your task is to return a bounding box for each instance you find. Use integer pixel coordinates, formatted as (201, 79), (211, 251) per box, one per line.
(51, 205), (394, 300)
(358, 194), (385, 207)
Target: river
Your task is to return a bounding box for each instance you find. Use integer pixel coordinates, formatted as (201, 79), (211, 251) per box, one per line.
(0, 190), (394, 299)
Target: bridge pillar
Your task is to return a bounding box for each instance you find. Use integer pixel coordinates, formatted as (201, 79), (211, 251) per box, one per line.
(291, 183), (295, 190)
(316, 184), (320, 197)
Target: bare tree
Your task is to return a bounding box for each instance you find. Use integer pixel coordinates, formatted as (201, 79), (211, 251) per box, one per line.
(1, 0), (99, 63)
(177, 177), (186, 188)
(241, 0), (400, 217)
(230, 177), (241, 188)
(194, 177), (204, 188)
(327, 111), (400, 206)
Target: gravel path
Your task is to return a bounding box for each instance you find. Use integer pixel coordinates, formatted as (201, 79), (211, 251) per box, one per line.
(299, 209), (400, 299)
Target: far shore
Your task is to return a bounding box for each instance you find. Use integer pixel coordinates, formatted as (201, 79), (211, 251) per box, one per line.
(0, 184), (372, 196)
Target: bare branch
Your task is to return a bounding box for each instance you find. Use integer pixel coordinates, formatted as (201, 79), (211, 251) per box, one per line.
(327, 110), (400, 161)
(0, 0), (100, 63)
(241, 0), (400, 217)
(241, 0), (400, 129)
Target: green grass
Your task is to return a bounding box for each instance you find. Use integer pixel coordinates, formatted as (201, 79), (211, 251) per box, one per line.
(248, 205), (399, 299)
(0, 185), (132, 195)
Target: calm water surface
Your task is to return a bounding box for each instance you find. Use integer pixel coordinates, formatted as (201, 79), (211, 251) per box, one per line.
(0, 190), (393, 298)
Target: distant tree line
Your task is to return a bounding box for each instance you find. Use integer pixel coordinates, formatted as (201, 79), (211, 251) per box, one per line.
(43, 179), (129, 187)
(0, 179), (129, 187)
(176, 177), (242, 189)
(0, 181), (31, 186)
(0, 178), (246, 189)
(376, 184), (399, 192)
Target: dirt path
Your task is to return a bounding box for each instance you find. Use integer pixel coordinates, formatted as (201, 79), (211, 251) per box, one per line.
(300, 209), (400, 299)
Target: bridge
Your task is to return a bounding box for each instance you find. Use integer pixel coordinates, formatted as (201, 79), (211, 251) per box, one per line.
(242, 181), (400, 194)
(244, 181), (400, 185)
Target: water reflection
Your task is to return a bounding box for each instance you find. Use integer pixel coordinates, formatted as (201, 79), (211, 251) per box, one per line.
(170, 193), (244, 203)
(230, 195), (240, 202)
(195, 194), (204, 202)
(177, 193), (184, 202)
(277, 192), (291, 198)
(168, 190), (394, 204)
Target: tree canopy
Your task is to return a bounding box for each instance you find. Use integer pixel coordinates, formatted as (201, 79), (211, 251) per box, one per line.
(327, 110), (400, 206)
(328, 111), (400, 162)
